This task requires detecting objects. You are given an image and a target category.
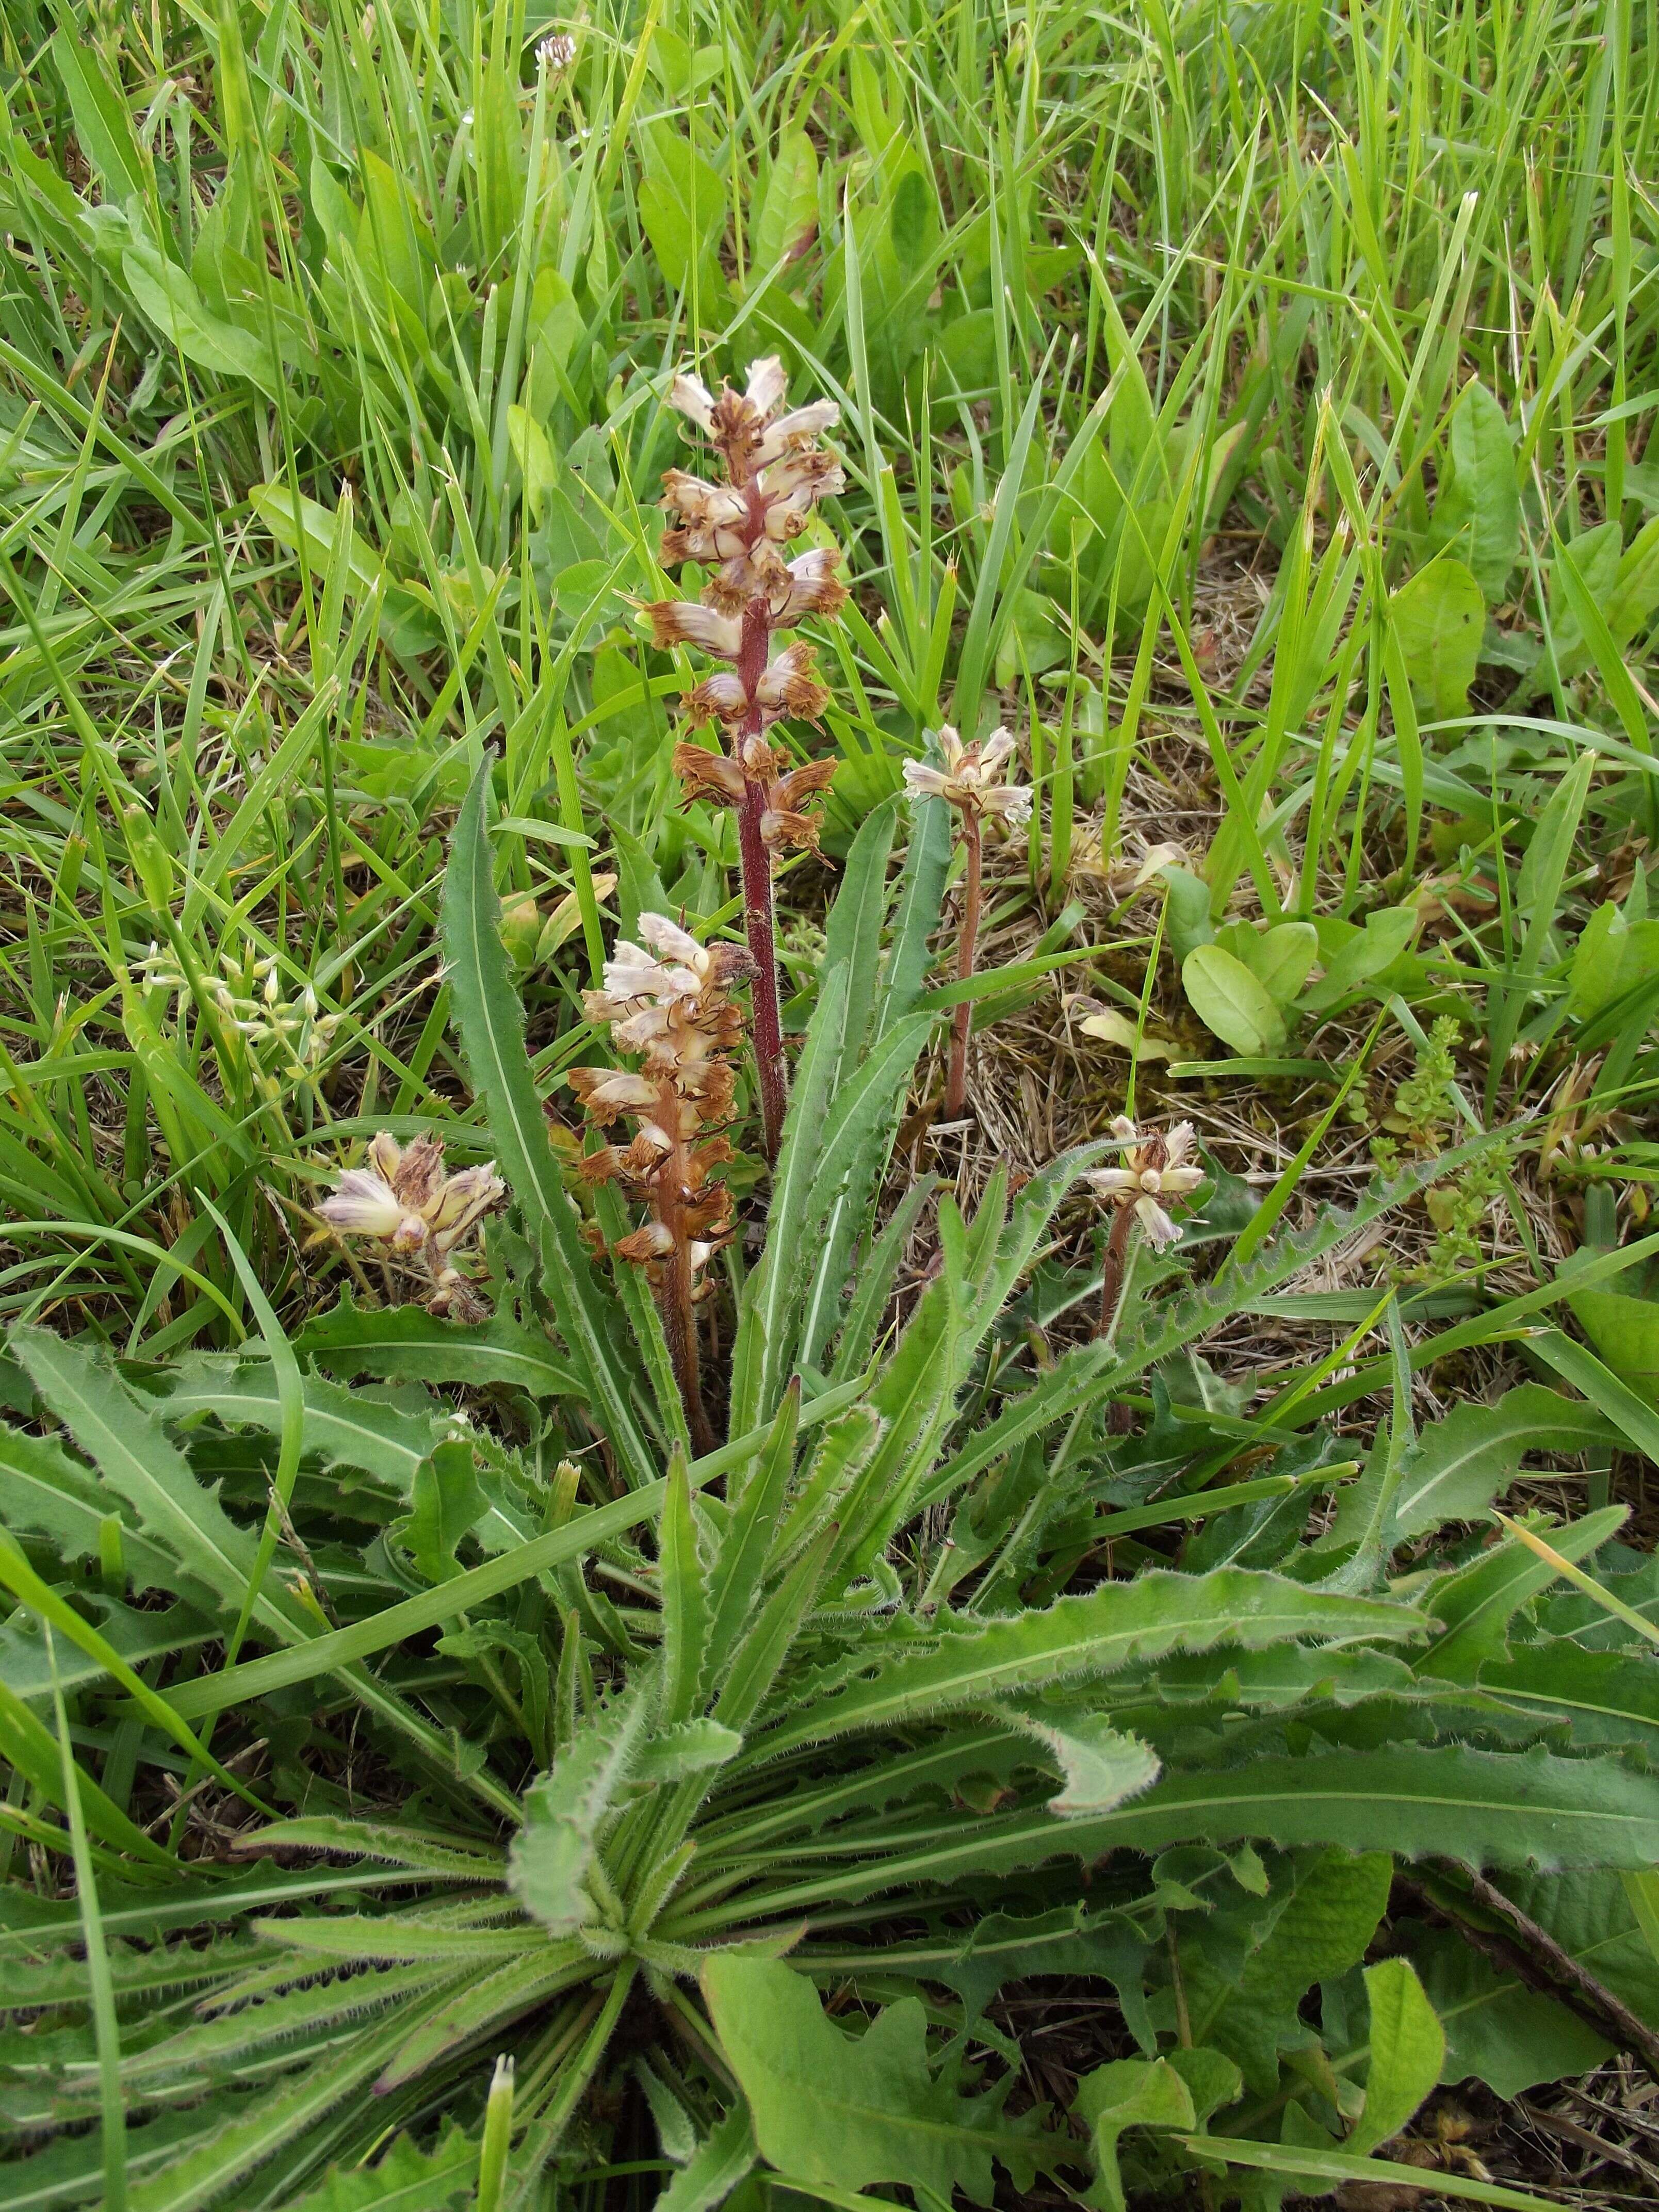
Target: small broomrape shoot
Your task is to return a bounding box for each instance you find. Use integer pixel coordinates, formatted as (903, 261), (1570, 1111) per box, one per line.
(569, 914), (752, 1453)
(903, 725), (1032, 1120)
(1086, 1116), (1205, 1340)
(316, 1132), (505, 1320)
(648, 356), (848, 1164)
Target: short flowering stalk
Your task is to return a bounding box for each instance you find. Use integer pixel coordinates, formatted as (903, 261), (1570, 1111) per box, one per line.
(1085, 1116), (1205, 1340)
(902, 726), (1032, 1121)
(568, 915), (751, 1452)
(647, 357), (847, 1164)
(316, 1132), (505, 1320)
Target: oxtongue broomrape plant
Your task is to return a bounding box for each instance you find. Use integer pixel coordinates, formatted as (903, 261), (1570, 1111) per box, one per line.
(903, 725), (1032, 1120)
(568, 914), (751, 1454)
(646, 355), (848, 1164)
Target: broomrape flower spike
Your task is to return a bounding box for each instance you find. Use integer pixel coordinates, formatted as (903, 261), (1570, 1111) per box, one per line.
(569, 913), (754, 1454)
(1087, 1116), (1205, 1341)
(317, 1132), (505, 1321)
(902, 725), (1032, 1121)
(647, 355), (848, 1166)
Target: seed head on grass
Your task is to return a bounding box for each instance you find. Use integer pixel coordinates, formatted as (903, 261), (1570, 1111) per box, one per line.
(902, 724), (1032, 1122)
(646, 356), (847, 1165)
(569, 914), (754, 1452)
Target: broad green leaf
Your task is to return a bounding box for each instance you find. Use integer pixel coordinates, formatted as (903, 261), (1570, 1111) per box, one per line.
(1402, 1867), (1656, 2096)
(637, 123), (724, 296)
(1477, 1640), (1659, 1758)
(1349, 1956), (1443, 2155)
(1404, 1920), (1608, 2097)
(1605, 515), (1659, 648)
(702, 1956), (1036, 2204)
(1394, 1385), (1615, 1537)
(1186, 1852), (1392, 2095)
(1215, 919), (1319, 1007)
(122, 243), (278, 392)
(1074, 2058), (1194, 2212)
(402, 1441), (484, 1584)
(1566, 1286), (1659, 1404)
(1430, 380), (1520, 604)
(1422, 1504), (1627, 1678)
(752, 1749), (1659, 1920)
(1301, 907), (1419, 1011)
(0, 1421), (175, 1590)
(1182, 945), (1287, 1055)
(751, 128), (818, 277)
(153, 1354), (441, 1495)
(50, 30), (146, 201)
(1390, 558), (1484, 719)
(507, 404), (557, 524)
(659, 2107), (756, 2212)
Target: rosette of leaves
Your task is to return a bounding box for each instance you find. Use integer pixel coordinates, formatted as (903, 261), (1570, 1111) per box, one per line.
(5, 767), (1659, 2212)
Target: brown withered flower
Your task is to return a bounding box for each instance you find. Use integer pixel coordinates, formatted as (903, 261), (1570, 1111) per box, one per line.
(568, 914), (753, 1451)
(646, 355), (848, 1166)
(315, 1132), (505, 1321)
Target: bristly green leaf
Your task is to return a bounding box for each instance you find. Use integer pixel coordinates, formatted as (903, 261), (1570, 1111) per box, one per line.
(12, 1326), (304, 1640)
(442, 762), (656, 1485)
(754, 1570), (1425, 1759)
(658, 1452), (710, 1727)
(296, 1296), (581, 1398)
(509, 1686), (649, 1938)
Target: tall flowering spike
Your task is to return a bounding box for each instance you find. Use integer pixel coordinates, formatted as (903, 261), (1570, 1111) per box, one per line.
(569, 914), (754, 1452)
(1087, 1116), (1206, 1342)
(315, 1132), (505, 1320)
(648, 355), (848, 1165)
(903, 725), (1034, 1121)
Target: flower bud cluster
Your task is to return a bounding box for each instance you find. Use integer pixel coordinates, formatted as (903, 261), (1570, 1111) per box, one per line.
(646, 356), (847, 854)
(568, 915), (753, 1293)
(317, 1132), (505, 1319)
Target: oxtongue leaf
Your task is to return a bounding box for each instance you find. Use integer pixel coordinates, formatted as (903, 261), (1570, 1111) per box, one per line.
(701, 1954), (1043, 2204)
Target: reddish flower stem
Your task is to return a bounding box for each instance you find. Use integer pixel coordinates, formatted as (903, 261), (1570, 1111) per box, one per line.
(1095, 1201), (1137, 1342)
(944, 810), (983, 1121)
(734, 597), (787, 1165)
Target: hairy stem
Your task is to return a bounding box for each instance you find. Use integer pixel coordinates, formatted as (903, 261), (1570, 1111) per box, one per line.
(944, 810), (983, 1120)
(1096, 1201), (1137, 1343)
